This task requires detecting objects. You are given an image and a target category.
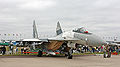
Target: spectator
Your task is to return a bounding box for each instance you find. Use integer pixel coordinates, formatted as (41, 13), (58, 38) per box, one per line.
(24, 47), (27, 54)
(0, 46), (2, 54)
(2, 46), (6, 55)
(9, 46), (13, 54)
(116, 46), (119, 55)
(21, 47), (24, 54)
(13, 47), (16, 54)
(16, 47), (18, 54)
(92, 47), (95, 53)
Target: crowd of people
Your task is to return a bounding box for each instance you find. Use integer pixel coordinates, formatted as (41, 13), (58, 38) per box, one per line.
(75, 45), (120, 54)
(0, 44), (120, 55)
(0, 45), (30, 55)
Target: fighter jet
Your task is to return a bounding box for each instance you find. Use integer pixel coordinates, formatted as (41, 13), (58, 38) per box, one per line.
(37, 22), (107, 59)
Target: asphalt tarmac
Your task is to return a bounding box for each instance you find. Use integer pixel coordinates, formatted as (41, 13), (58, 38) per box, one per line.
(0, 55), (120, 67)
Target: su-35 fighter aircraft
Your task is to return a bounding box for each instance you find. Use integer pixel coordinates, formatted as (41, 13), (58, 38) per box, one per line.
(22, 21), (110, 59)
(36, 22), (110, 59)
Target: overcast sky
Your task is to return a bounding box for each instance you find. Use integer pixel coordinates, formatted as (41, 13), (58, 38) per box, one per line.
(0, 0), (120, 39)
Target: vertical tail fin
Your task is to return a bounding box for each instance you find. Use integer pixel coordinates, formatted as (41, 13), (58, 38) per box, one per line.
(56, 21), (63, 35)
(33, 20), (39, 39)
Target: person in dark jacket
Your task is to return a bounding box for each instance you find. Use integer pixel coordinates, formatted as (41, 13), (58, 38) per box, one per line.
(2, 46), (6, 55)
(0, 47), (2, 54)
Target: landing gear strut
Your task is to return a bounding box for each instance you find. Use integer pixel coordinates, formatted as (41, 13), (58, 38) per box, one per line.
(67, 48), (73, 59)
(37, 50), (43, 57)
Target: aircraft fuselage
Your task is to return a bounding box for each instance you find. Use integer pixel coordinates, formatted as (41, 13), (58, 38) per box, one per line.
(62, 31), (106, 47)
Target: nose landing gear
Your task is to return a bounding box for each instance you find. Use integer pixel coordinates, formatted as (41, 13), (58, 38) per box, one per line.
(67, 48), (73, 59)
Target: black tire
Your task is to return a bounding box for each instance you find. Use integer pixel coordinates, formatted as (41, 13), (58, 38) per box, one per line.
(67, 51), (73, 59)
(67, 55), (72, 59)
(37, 50), (42, 57)
(65, 54), (68, 57)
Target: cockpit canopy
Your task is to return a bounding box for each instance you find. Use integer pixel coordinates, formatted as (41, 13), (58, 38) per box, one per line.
(73, 27), (91, 34)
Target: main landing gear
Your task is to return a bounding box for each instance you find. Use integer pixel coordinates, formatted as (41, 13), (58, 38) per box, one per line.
(37, 50), (43, 57)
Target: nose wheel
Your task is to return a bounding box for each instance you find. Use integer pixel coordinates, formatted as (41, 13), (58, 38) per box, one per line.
(67, 53), (73, 59)
(67, 48), (73, 59)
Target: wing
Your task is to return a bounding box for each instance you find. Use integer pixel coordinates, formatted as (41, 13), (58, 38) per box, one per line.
(47, 34), (80, 41)
(48, 37), (79, 41)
